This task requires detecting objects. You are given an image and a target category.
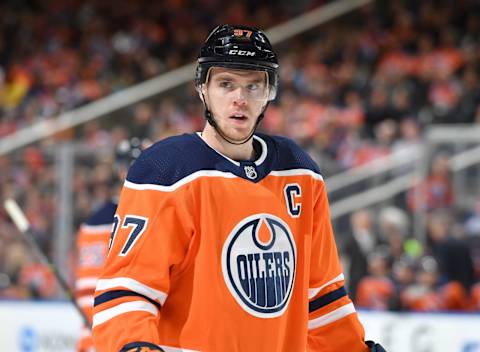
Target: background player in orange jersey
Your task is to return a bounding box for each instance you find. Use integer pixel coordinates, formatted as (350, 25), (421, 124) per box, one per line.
(75, 138), (147, 352)
(92, 24), (386, 352)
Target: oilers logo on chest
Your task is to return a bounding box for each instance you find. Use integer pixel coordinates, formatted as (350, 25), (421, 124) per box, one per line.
(222, 213), (297, 318)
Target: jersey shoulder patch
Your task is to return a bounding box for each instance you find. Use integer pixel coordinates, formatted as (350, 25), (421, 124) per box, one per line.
(85, 201), (118, 226)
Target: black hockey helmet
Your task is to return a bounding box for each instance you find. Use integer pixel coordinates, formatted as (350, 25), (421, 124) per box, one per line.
(195, 24), (279, 101)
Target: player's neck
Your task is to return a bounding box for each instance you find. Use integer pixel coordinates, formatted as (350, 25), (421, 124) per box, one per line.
(201, 126), (255, 161)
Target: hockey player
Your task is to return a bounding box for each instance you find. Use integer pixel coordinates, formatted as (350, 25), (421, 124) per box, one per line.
(75, 137), (147, 352)
(92, 25), (386, 351)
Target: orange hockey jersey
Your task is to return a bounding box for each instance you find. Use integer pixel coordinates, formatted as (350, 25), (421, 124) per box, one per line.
(75, 201), (117, 352)
(92, 133), (368, 352)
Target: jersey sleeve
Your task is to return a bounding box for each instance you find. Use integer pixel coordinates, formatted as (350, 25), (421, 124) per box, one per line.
(75, 224), (108, 324)
(307, 180), (368, 352)
(75, 223), (111, 352)
(92, 157), (195, 351)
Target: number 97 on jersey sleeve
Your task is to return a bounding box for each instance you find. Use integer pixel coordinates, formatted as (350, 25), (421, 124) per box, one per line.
(108, 214), (148, 256)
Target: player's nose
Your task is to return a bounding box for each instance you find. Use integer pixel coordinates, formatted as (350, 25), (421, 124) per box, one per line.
(232, 87), (248, 106)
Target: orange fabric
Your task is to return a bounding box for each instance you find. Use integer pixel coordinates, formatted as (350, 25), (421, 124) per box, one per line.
(377, 51), (415, 77)
(93, 169), (366, 351)
(401, 281), (467, 312)
(402, 289), (443, 312)
(75, 222), (111, 351)
(308, 313), (367, 352)
(356, 276), (395, 310)
(471, 283), (480, 311)
(415, 48), (464, 77)
(18, 263), (57, 298)
(77, 327), (95, 352)
(440, 281), (468, 311)
(407, 175), (454, 211)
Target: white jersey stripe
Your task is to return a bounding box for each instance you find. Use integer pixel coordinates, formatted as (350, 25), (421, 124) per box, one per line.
(308, 302), (356, 330)
(76, 277), (98, 290)
(81, 224), (113, 234)
(269, 169), (323, 181)
(92, 300), (157, 328)
(96, 277), (167, 305)
(158, 345), (200, 352)
(124, 168), (323, 193)
(253, 135), (268, 166)
(308, 273), (345, 299)
(124, 170), (237, 192)
(77, 295), (94, 308)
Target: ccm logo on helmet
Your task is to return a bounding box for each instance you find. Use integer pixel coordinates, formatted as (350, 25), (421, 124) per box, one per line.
(228, 49), (256, 56)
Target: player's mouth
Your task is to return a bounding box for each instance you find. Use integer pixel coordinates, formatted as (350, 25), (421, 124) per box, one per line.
(229, 113), (248, 122)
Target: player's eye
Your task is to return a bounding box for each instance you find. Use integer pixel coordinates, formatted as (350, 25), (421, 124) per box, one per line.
(219, 81), (233, 89)
(246, 83), (259, 91)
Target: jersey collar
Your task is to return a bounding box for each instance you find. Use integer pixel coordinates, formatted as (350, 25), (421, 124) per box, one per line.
(195, 132), (268, 167)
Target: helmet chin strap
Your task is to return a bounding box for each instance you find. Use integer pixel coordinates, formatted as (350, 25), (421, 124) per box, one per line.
(201, 90), (269, 146)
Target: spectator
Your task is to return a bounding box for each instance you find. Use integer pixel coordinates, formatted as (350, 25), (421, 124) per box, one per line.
(378, 206), (410, 261)
(407, 152), (454, 212)
(390, 255), (416, 311)
(356, 246), (396, 310)
(427, 209), (475, 290)
(401, 256), (468, 311)
(464, 197), (480, 279)
(343, 209), (378, 301)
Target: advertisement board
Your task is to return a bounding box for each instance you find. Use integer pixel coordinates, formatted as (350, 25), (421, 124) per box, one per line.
(360, 310), (480, 352)
(1, 301), (479, 351)
(0, 301), (82, 352)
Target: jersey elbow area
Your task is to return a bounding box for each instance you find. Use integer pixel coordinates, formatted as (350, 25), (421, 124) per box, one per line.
(92, 277), (166, 328)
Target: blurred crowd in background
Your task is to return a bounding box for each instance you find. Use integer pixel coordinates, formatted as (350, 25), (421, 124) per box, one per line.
(1, 0), (480, 313)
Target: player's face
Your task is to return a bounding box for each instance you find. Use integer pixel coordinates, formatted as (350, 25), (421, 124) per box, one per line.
(204, 67), (269, 142)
